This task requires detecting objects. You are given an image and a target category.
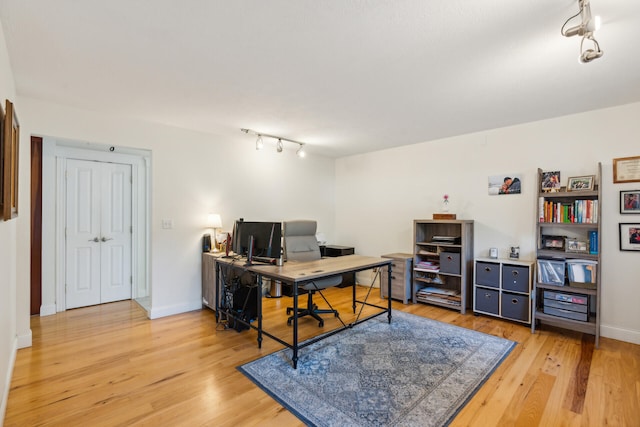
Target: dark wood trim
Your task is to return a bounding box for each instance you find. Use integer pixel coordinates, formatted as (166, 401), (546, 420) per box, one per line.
(30, 136), (43, 315)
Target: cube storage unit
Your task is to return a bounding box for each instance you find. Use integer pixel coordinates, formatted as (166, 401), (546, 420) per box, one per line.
(473, 258), (534, 324)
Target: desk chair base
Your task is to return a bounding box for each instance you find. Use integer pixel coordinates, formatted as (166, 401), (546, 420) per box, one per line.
(287, 291), (338, 328)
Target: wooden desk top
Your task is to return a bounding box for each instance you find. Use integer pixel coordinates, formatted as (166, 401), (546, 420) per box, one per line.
(217, 254), (391, 284)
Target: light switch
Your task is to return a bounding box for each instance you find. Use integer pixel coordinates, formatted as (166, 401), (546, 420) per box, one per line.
(161, 219), (173, 229)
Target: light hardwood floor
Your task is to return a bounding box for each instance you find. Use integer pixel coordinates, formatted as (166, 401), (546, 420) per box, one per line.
(5, 287), (640, 427)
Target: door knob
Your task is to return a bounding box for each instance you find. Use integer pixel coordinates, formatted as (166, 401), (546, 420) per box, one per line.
(88, 237), (99, 242)
(101, 237), (113, 242)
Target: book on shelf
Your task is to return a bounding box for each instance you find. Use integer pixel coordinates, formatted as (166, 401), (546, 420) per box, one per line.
(589, 230), (598, 254)
(538, 198), (598, 224)
(415, 260), (439, 272)
(416, 287), (461, 306)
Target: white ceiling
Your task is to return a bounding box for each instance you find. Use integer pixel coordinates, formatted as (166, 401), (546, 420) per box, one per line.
(1, 1), (639, 158)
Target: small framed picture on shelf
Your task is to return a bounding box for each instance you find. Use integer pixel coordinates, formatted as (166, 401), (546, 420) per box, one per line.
(567, 175), (595, 191)
(541, 171), (561, 192)
(619, 223), (640, 251)
(565, 238), (588, 253)
(541, 235), (566, 251)
(620, 190), (640, 214)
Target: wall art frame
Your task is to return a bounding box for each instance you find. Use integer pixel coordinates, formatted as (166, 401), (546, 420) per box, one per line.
(619, 223), (640, 251)
(2, 99), (19, 221)
(620, 190), (640, 214)
(613, 156), (640, 184)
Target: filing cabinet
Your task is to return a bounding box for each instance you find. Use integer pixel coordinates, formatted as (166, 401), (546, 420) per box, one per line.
(380, 253), (413, 304)
(473, 258), (534, 324)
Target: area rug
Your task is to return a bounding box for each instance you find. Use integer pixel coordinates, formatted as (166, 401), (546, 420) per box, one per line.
(238, 311), (515, 427)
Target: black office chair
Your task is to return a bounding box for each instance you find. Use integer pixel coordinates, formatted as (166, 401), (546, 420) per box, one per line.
(283, 220), (341, 327)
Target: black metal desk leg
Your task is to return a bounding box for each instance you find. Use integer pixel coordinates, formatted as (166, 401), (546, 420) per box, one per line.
(387, 264), (392, 323)
(292, 284), (299, 369)
(214, 262), (220, 323)
(352, 279), (356, 313)
(257, 275), (263, 348)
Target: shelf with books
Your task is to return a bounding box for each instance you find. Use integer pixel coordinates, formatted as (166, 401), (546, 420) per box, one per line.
(532, 164), (602, 347)
(412, 219), (474, 314)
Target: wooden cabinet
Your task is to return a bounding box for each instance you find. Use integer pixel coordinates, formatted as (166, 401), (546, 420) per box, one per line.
(202, 252), (217, 311)
(474, 258), (534, 323)
(380, 253), (412, 304)
(412, 219), (474, 314)
(531, 164), (602, 346)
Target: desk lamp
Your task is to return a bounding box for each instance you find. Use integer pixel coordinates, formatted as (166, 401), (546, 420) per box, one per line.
(207, 213), (223, 252)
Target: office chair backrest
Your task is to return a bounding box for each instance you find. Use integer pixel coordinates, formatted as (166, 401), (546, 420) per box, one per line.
(283, 220), (321, 262)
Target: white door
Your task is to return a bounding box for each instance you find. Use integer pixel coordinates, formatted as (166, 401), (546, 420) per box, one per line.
(66, 159), (132, 309)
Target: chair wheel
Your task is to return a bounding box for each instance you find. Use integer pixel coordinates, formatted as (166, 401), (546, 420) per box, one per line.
(318, 320), (324, 327)
(286, 308), (292, 315)
(334, 312), (339, 317)
(287, 318), (292, 326)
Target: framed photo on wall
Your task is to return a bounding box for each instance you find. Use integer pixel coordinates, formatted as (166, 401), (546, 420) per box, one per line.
(613, 156), (640, 183)
(567, 175), (595, 191)
(488, 173), (522, 195)
(2, 99), (19, 221)
(620, 190), (640, 214)
(619, 223), (640, 251)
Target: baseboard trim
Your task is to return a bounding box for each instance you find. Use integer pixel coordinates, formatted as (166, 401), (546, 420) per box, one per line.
(40, 304), (57, 316)
(1, 336), (18, 423)
(601, 324), (640, 345)
(148, 300), (202, 320)
(16, 329), (32, 349)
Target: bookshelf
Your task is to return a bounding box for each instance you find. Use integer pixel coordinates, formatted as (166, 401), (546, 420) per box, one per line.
(531, 163), (602, 346)
(412, 219), (474, 314)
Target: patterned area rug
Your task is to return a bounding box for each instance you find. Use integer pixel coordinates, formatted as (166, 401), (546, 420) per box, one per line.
(238, 311), (515, 427)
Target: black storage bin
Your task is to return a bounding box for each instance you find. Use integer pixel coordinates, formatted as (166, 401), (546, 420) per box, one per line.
(476, 261), (499, 287)
(439, 252), (461, 274)
(501, 292), (529, 322)
(475, 288), (499, 315)
(502, 265), (529, 293)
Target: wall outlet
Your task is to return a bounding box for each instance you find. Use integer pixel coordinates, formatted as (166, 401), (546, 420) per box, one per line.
(161, 219), (173, 229)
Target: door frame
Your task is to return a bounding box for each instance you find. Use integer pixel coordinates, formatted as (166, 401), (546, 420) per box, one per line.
(46, 138), (151, 314)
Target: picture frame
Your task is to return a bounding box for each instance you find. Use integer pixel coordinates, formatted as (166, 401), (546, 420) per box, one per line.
(2, 99), (19, 221)
(0, 102), (4, 217)
(488, 173), (522, 195)
(567, 175), (595, 191)
(613, 156), (640, 183)
(541, 235), (566, 251)
(619, 223), (640, 251)
(541, 171), (561, 192)
(565, 237), (588, 253)
(620, 190), (640, 214)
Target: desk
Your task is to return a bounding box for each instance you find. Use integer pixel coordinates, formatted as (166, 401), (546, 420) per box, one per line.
(214, 254), (392, 368)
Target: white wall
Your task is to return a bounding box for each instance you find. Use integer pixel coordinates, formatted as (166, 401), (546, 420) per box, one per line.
(335, 102), (640, 344)
(18, 96), (336, 321)
(0, 16), (18, 423)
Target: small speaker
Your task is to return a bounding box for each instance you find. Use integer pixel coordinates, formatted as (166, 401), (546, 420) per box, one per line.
(202, 234), (212, 252)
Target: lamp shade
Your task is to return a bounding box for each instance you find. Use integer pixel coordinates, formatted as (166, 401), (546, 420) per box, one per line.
(207, 213), (222, 229)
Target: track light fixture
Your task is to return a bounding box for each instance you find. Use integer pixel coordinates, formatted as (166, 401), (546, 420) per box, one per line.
(561, 0), (603, 63)
(241, 128), (307, 158)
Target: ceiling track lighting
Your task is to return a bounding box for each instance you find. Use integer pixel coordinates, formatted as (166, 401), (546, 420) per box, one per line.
(241, 128), (307, 158)
(561, 0), (603, 63)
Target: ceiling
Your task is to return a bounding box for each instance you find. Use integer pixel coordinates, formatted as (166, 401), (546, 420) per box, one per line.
(1, 1), (639, 158)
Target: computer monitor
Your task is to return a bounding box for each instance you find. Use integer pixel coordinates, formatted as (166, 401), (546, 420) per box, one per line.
(232, 220), (282, 259)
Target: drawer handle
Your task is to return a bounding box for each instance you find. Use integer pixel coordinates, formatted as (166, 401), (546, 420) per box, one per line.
(511, 270), (519, 277)
(511, 298), (519, 305)
(484, 267), (491, 272)
(484, 293), (492, 298)
(447, 256), (453, 261)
